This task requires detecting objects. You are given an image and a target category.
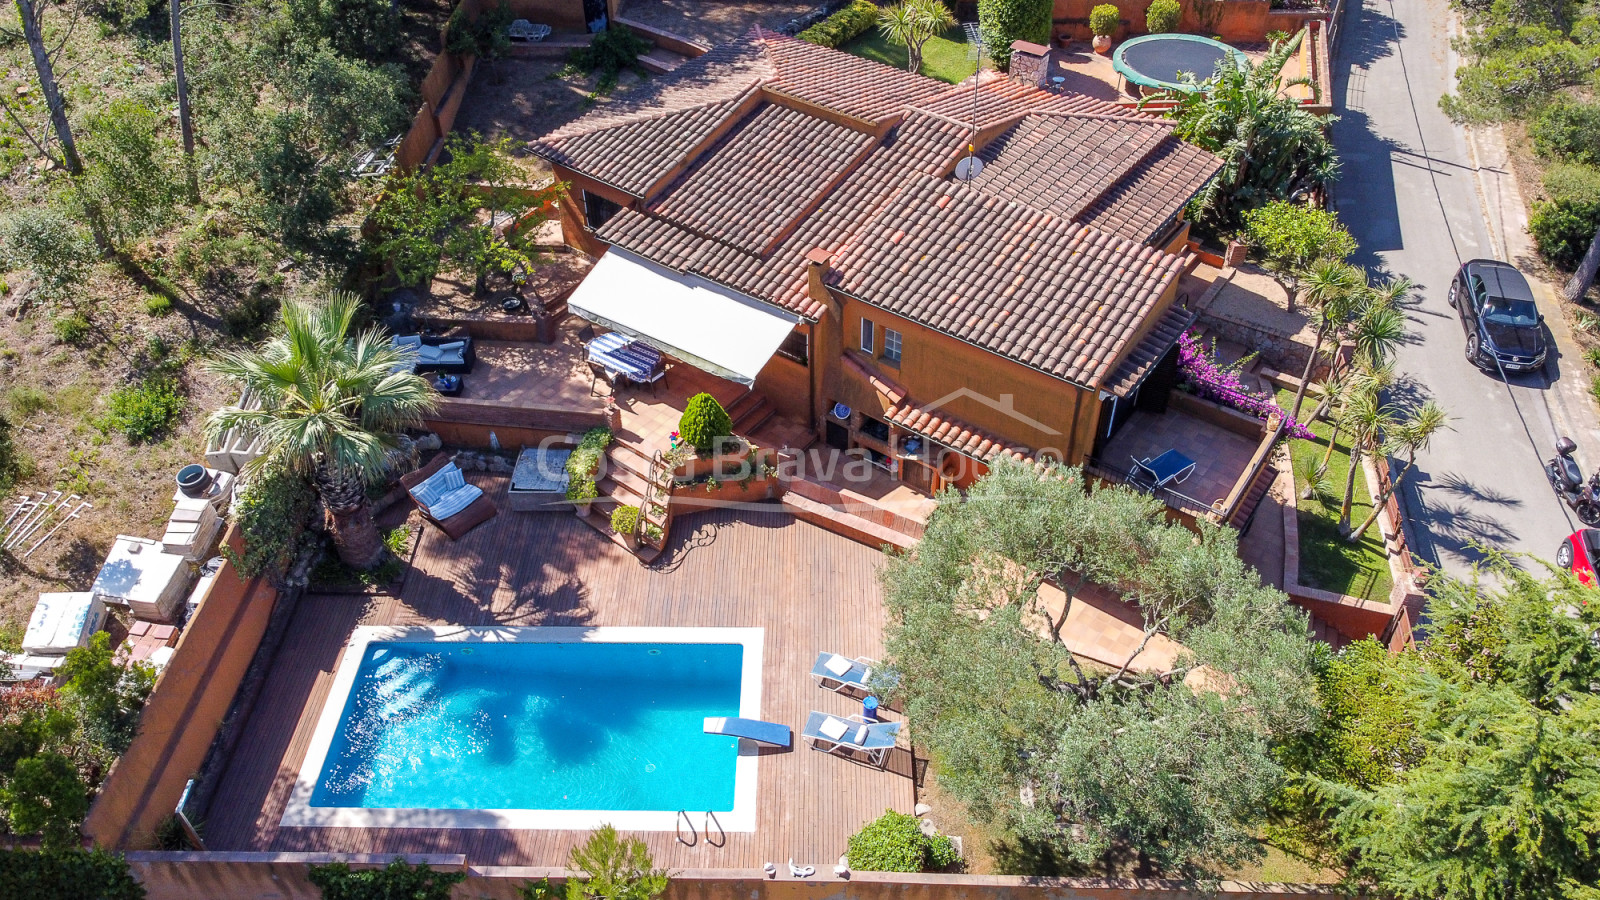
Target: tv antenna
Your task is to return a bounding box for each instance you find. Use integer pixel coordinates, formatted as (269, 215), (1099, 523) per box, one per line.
(955, 23), (988, 182)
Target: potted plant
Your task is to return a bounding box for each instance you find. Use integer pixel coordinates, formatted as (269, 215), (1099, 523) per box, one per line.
(642, 522), (664, 546)
(611, 504), (640, 548)
(567, 478), (597, 517)
(1090, 4), (1119, 53)
(1145, 0), (1180, 34)
(678, 393), (733, 458)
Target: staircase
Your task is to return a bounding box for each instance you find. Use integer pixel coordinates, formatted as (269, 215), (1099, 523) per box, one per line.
(638, 46), (690, 73)
(579, 441), (664, 562)
(779, 477), (924, 552)
(1229, 464), (1279, 531)
(727, 392), (777, 439)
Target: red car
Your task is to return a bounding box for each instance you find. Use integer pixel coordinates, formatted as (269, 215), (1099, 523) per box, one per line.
(1556, 529), (1600, 585)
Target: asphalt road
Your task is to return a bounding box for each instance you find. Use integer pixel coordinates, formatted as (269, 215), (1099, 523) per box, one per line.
(1329, 0), (1576, 576)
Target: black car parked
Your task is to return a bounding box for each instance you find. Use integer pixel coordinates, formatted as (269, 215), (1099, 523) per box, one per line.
(1447, 259), (1546, 373)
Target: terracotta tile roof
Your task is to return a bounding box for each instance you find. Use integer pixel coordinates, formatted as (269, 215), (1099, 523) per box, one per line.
(760, 30), (949, 122)
(1076, 138), (1223, 244)
(909, 75), (1127, 130)
(886, 399), (1032, 462)
(1103, 302), (1197, 397)
(826, 174), (1189, 388)
(650, 104), (875, 254)
(528, 42), (772, 195)
(842, 354), (1030, 461)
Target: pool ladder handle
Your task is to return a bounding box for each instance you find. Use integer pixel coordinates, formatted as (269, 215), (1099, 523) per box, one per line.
(674, 809), (726, 847)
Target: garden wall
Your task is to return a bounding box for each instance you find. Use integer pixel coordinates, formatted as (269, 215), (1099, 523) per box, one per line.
(124, 853), (1350, 900)
(1051, 0), (1330, 44)
(81, 529), (281, 851)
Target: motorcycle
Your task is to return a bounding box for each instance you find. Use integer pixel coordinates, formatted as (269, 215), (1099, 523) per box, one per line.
(1546, 437), (1600, 526)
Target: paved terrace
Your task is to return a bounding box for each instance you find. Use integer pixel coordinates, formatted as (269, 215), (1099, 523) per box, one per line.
(200, 486), (914, 867)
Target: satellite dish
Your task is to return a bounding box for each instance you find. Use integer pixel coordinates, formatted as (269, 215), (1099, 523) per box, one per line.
(953, 156), (984, 182)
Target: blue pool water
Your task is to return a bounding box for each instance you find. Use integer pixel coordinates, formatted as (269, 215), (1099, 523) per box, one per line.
(311, 641), (744, 811)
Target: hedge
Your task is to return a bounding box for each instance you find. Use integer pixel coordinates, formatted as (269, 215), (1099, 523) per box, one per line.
(1530, 163), (1600, 270)
(0, 848), (144, 900)
(798, 0), (880, 48)
(980, 0), (1053, 68)
(846, 809), (962, 872)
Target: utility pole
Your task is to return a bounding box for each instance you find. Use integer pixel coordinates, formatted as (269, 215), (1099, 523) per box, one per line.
(170, 0), (199, 200)
(15, 0), (81, 174)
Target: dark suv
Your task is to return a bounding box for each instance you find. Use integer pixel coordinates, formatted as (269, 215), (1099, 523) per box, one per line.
(1447, 259), (1546, 373)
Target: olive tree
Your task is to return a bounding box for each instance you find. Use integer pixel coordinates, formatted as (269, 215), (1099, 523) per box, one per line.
(880, 458), (1318, 876)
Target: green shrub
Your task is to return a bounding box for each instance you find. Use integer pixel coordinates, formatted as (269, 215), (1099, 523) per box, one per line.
(310, 526), (410, 587)
(1530, 98), (1600, 166)
(0, 753), (89, 849)
(101, 377), (186, 443)
(0, 847), (144, 900)
(566, 427), (613, 484)
(446, 0), (514, 60)
(1089, 3), (1121, 36)
(798, 0), (881, 48)
(978, 0), (1053, 67)
(224, 461), (318, 578)
(567, 25), (653, 90)
(1145, 0), (1181, 33)
(5, 386), (49, 417)
(50, 313), (91, 345)
(610, 504), (640, 535)
(57, 632), (156, 757)
(0, 414), (23, 495)
(847, 809), (960, 872)
(1530, 163), (1600, 269)
(678, 392), (732, 455)
(142, 294), (172, 316)
(309, 858), (463, 900)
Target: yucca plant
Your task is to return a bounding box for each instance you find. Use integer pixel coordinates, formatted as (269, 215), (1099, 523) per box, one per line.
(878, 0), (955, 74)
(205, 293), (437, 568)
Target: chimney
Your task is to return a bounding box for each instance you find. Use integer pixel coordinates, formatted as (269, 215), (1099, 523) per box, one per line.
(805, 247), (834, 311)
(1009, 40), (1050, 87)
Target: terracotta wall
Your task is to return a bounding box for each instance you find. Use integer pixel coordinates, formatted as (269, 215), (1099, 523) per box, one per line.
(82, 529), (280, 850)
(125, 854), (1351, 900)
(551, 166), (638, 259)
(754, 335), (814, 425)
(1051, 0), (1331, 44)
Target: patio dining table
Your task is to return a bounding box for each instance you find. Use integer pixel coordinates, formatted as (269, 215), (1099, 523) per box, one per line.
(586, 332), (663, 383)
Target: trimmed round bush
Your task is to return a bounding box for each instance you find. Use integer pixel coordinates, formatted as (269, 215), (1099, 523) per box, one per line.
(978, 0), (1053, 69)
(678, 392), (733, 455)
(1090, 3), (1121, 36)
(846, 809), (962, 872)
(1531, 99), (1600, 166)
(1145, 0), (1181, 33)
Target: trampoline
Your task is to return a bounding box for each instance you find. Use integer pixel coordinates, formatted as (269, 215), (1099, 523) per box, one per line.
(1112, 33), (1247, 94)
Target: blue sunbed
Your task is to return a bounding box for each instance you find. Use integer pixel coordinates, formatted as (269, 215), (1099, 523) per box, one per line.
(704, 716), (792, 748)
(801, 710), (901, 767)
(810, 651), (874, 693)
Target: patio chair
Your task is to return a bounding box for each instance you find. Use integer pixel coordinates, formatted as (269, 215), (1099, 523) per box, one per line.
(587, 360), (618, 396)
(801, 711), (900, 768)
(1128, 449), (1196, 492)
(810, 651), (875, 694)
(401, 453), (499, 540)
(704, 716), (792, 748)
(507, 19), (551, 41)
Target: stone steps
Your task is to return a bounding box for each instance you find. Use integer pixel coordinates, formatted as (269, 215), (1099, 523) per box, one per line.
(781, 493), (918, 552)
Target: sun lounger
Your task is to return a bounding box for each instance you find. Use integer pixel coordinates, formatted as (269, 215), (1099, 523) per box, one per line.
(704, 716), (792, 748)
(810, 651), (874, 693)
(801, 710), (900, 767)
(402, 453), (498, 540)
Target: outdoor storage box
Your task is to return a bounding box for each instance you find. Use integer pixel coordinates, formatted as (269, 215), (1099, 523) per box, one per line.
(90, 535), (194, 624)
(22, 592), (105, 656)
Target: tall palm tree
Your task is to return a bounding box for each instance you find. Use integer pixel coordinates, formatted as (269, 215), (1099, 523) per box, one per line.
(1348, 401), (1450, 543)
(205, 293), (437, 568)
(1288, 260), (1363, 422)
(878, 0), (956, 75)
(1337, 383), (1394, 534)
(1317, 362), (1393, 481)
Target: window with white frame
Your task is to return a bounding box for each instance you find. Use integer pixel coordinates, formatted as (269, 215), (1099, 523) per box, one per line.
(860, 317), (875, 353)
(882, 328), (902, 364)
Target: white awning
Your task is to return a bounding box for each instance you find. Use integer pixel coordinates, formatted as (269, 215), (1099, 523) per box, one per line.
(566, 248), (801, 386)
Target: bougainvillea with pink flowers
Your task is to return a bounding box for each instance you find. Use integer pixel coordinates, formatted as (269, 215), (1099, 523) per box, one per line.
(1177, 332), (1313, 439)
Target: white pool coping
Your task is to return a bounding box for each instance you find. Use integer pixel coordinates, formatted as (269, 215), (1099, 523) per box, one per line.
(280, 625), (765, 832)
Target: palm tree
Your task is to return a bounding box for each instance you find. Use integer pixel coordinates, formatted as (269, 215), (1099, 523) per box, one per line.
(1165, 29), (1339, 231)
(1348, 401), (1450, 543)
(878, 0), (956, 75)
(1308, 276), (1411, 423)
(1337, 382), (1394, 534)
(1317, 362), (1393, 481)
(1288, 260), (1363, 422)
(205, 293), (437, 568)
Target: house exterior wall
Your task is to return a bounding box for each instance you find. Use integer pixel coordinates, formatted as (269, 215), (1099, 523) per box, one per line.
(753, 329), (813, 424)
(550, 164), (637, 259)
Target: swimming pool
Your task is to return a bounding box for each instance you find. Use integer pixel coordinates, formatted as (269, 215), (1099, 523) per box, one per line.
(282, 626), (764, 831)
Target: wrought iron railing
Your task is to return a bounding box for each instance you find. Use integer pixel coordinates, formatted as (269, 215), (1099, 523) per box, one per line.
(1083, 457), (1219, 522)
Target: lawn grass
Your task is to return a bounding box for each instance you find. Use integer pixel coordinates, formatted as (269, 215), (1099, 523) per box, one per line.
(1277, 389), (1395, 603)
(839, 25), (977, 84)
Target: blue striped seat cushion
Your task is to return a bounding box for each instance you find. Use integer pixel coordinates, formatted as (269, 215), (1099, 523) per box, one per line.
(410, 463), (461, 512)
(428, 484), (483, 520)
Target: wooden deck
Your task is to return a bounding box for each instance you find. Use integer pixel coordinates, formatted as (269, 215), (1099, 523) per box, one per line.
(200, 475), (915, 868)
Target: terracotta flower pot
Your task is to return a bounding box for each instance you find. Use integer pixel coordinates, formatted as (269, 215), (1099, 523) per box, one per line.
(1093, 34), (1112, 54)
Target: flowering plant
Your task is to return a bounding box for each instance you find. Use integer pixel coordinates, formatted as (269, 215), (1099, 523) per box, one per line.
(669, 430), (682, 451)
(1177, 332), (1313, 439)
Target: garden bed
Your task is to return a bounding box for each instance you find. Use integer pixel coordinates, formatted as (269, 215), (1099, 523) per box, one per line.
(1276, 389), (1393, 603)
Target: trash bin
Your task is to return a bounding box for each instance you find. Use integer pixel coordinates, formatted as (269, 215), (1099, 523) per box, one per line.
(862, 695), (880, 722)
